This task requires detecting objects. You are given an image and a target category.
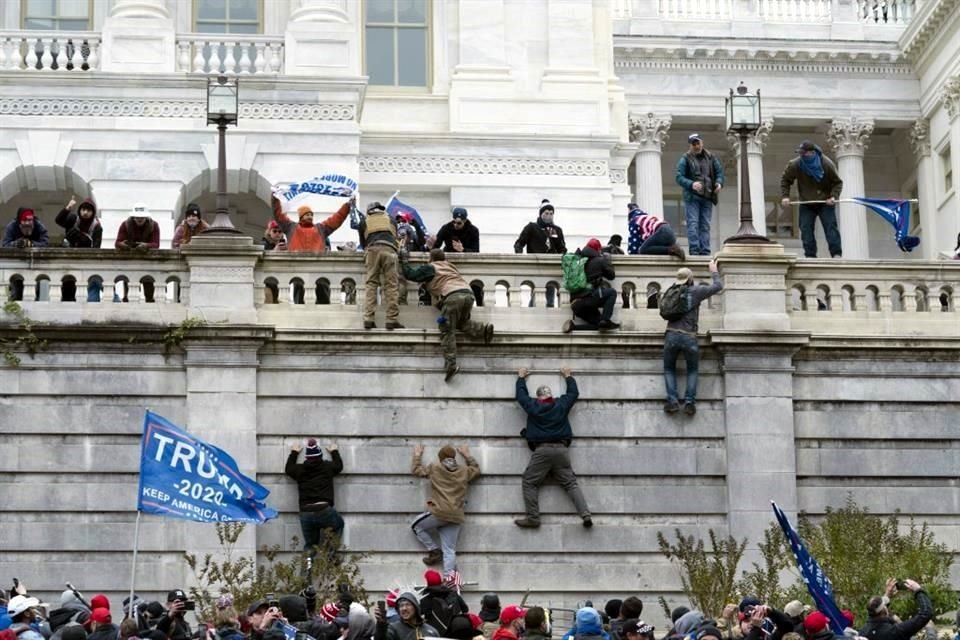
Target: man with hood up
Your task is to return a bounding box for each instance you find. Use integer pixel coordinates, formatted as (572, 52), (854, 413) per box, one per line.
(56, 197), (102, 248)
(562, 607), (610, 640)
(48, 590), (91, 635)
(514, 367), (592, 529)
(780, 140), (844, 258)
(478, 594), (501, 640)
(374, 592), (438, 640)
(270, 190), (353, 253)
(411, 444), (481, 575)
(562, 238), (619, 333)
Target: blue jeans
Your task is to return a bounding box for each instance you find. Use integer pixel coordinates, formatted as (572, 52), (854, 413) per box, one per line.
(663, 331), (699, 404)
(638, 225), (677, 255)
(299, 508), (345, 555)
(684, 198), (713, 255)
(798, 204), (842, 258)
(412, 512), (462, 575)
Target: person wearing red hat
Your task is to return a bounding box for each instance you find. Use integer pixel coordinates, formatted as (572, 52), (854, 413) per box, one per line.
(491, 606), (527, 640)
(285, 439), (344, 575)
(87, 609), (118, 640)
(419, 569), (467, 637)
(3, 207), (49, 250)
(802, 612), (831, 640)
(563, 238), (619, 333)
(270, 188), (353, 253)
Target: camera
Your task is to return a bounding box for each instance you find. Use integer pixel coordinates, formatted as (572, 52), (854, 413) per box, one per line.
(266, 593), (280, 609)
(174, 597), (196, 612)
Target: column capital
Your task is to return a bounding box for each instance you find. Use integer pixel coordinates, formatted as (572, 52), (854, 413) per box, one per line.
(726, 117), (775, 155)
(827, 116), (874, 158)
(628, 112), (671, 150)
(909, 119), (931, 159)
(109, 0), (169, 19)
(289, 0), (349, 23)
(941, 76), (960, 122)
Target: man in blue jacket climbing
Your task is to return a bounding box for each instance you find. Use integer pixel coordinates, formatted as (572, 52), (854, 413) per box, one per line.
(514, 367), (592, 529)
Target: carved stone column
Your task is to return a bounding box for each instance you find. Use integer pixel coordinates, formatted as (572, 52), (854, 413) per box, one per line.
(101, 0), (174, 72)
(943, 78), (960, 243)
(727, 118), (774, 237)
(909, 119), (938, 259)
(284, 0), (360, 76)
(827, 116), (874, 259)
(628, 112), (671, 215)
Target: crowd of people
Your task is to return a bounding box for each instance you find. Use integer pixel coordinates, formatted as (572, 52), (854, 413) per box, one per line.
(1, 576), (937, 640)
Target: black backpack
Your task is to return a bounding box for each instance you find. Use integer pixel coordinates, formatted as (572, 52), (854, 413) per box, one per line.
(659, 283), (692, 321)
(423, 592), (463, 636)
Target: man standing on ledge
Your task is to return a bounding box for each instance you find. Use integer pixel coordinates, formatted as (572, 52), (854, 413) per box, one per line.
(514, 367), (592, 529)
(780, 140), (844, 258)
(675, 134), (724, 256)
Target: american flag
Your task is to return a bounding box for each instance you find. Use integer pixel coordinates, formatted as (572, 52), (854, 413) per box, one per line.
(444, 570), (465, 593)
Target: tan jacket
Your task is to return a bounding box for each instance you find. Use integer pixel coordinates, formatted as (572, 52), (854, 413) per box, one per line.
(412, 451), (481, 524)
(426, 261), (470, 301)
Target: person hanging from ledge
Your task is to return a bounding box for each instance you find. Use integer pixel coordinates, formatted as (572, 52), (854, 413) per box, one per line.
(562, 238), (620, 333)
(270, 187), (354, 253)
(401, 248), (494, 382)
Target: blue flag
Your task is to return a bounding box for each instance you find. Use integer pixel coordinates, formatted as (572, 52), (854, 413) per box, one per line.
(275, 174), (357, 201)
(772, 502), (847, 634)
(137, 411), (278, 524)
(386, 194), (429, 235)
(851, 197), (920, 252)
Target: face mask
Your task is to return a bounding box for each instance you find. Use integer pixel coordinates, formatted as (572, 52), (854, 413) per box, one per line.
(540, 213), (554, 225)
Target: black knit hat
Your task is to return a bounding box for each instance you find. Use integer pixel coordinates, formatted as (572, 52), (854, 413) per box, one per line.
(538, 199), (554, 215)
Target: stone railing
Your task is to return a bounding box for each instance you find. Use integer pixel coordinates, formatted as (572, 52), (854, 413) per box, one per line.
(659, 0), (734, 20)
(0, 31), (100, 71)
(175, 35), (283, 75)
(856, 0), (915, 23)
(758, 0), (832, 22)
(4, 248), (960, 338)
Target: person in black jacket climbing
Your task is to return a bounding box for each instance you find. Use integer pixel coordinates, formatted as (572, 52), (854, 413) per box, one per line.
(285, 439), (345, 566)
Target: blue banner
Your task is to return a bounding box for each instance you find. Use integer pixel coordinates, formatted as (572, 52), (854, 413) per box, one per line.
(851, 197), (920, 252)
(275, 174), (357, 201)
(386, 195), (429, 235)
(772, 502), (847, 634)
(137, 411), (278, 524)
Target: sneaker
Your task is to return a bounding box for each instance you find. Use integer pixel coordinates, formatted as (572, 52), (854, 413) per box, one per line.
(363, 321), (376, 330)
(562, 319), (574, 334)
(444, 364), (460, 383)
(514, 517), (541, 529)
(684, 402), (697, 416)
(483, 323), (495, 344)
(598, 319), (620, 330)
(421, 549), (443, 566)
(664, 401), (681, 414)
(385, 322), (405, 330)
(667, 245), (686, 260)
(582, 515), (593, 529)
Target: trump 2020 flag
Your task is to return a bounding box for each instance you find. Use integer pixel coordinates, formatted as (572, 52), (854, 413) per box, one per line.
(772, 502), (847, 634)
(851, 197), (920, 252)
(137, 411), (278, 524)
(386, 194), (429, 235)
(274, 174), (357, 202)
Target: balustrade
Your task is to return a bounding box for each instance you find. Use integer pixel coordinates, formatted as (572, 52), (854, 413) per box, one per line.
(659, 0), (734, 20)
(0, 31), (100, 71)
(175, 35), (283, 75)
(856, 0), (915, 23)
(2, 250), (960, 337)
(758, 0), (831, 21)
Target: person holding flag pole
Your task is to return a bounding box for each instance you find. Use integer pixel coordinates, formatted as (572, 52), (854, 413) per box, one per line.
(780, 140), (844, 258)
(130, 411), (278, 627)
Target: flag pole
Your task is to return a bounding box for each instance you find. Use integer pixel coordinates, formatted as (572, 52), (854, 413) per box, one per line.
(385, 190), (400, 209)
(787, 198), (919, 205)
(128, 510), (142, 625)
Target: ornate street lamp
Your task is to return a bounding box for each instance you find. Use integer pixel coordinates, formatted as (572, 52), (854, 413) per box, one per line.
(203, 75), (242, 234)
(724, 82), (772, 244)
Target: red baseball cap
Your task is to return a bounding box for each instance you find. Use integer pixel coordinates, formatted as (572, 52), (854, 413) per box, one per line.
(424, 569), (443, 587)
(803, 612), (829, 635)
(500, 605), (527, 625)
(91, 608), (112, 625)
(18, 209), (34, 223)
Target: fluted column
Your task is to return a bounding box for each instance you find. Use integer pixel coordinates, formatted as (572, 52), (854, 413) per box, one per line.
(909, 119), (938, 260)
(628, 112), (671, 214)
(943, 78), (960, 244)
(827, 116), (874, 259)
(727, 118), (774, 237)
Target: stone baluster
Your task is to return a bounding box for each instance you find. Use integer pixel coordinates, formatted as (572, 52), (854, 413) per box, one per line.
(208, 45), (222, 75)
(177, 41), (191, 72)
(25, 40), (39, 70)
(68, 40), (82, 69)
(86, 40), (99, 69)
(0, 39), (7, 70)
(52, 40), (66, 70)
(728, 117), (775, 237)
(269, 43), (282, 73)
(901, 288), (916, 312)
(22, 279), (36, 302)
(223, 43), (237, 75)
(942, 78), (960, 243)
(828, 290), (843, 311)
(10, 37), (23, 70)
(854, 289), (867, 312)
(827, 116), (874, 259)
(48, 280), (62, 303)
(193, 42), (207, 73)
(40, 39), (53, 70)
(877, 289), (892, 312)
(908, 119), (938, 259)
(628, 113), (671, 215)
(238, 44), (252, 74)
(803, 290), (819, 312)
(507, 284), (522, 307)
(253, 42), (266, 74)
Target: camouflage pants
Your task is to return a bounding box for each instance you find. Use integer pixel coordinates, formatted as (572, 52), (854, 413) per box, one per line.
(439, 290), (485, 366)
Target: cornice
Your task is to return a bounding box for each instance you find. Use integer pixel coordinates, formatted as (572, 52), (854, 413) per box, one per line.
(900, 0), (960, 63)
(0, 98), (356, 121)
(614, 37), (913, 75)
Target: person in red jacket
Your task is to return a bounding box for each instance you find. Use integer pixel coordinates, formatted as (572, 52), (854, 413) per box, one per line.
(115, 203), (160, 250)
(271, 192), (353, 253)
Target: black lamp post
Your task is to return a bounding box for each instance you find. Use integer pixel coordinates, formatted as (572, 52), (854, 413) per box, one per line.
(203, 75), (242, 234)
(724, 83), (772, 244)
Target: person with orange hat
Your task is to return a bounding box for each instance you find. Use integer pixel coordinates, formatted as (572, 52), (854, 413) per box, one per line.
(563, 238), (619, 333)
(270, 190), (353, 253)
